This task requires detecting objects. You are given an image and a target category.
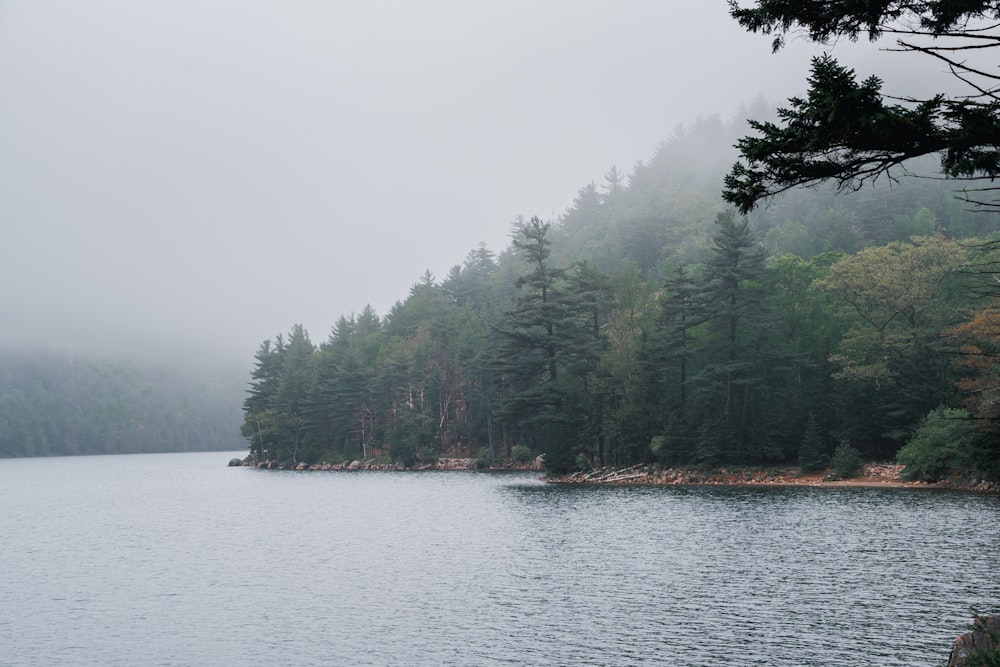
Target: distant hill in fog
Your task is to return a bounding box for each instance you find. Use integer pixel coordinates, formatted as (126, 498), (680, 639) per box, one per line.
(0, 349), (245, 457)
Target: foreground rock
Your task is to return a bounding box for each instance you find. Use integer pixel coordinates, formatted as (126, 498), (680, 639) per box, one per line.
(948, 615), (1000, 667)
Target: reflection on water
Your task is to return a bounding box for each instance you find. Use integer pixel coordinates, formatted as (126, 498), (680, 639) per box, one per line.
(0, 453), (997, 666)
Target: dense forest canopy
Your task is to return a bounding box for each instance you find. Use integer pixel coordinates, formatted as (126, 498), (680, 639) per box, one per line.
(242, 111), (1000, 480)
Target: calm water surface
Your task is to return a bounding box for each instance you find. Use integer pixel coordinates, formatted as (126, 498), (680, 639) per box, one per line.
(1, 451), (998, 666)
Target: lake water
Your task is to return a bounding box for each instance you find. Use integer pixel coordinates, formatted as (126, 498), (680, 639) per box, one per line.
(1, 451), (997, 666)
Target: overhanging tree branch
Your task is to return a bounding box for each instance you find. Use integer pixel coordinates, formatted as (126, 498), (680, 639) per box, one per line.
(725, 1), (1000, 213)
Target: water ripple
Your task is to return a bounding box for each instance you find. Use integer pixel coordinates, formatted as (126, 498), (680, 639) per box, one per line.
(0, 455), (997, 666)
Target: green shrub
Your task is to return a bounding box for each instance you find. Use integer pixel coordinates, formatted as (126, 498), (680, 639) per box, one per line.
(510, 444), (533, 464)
(896, 407), (974, 482)
(475, 447), (494, 467)
(829, 441), (863, 480)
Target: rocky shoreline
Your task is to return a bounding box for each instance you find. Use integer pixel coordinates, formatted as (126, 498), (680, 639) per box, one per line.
(228, 457), (997, 493)
(229, 456), (542, 472)
(549, 463), (998, 493)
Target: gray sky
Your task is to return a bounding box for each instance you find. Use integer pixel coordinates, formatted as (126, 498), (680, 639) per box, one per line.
(0, 1), (930, 363)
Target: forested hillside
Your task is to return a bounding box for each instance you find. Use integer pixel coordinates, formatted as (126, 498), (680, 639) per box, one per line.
(0, 351), (245, 457)
(242, 111), (1000, 479)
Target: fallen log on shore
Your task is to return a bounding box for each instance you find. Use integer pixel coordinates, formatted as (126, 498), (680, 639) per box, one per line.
(588, 464), (646, 483)
(595, 472), (649, 483)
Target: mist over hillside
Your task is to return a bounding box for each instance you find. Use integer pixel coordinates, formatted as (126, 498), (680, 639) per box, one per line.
(1, 0), (915, 362)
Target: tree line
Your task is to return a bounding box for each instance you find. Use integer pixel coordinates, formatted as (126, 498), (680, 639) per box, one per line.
(242, 123), (1000, 479)
(0, 351), (245, 457)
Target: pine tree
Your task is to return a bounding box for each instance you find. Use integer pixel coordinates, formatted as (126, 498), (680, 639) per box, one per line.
(241, 337), (286, 463)
(797, 413), (827, 474)
(690, 211), (770, 461)
(495, 217), (598, 473)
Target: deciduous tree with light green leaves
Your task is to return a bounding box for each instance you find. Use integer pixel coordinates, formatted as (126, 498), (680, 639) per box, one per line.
(817, 236), (970, 450)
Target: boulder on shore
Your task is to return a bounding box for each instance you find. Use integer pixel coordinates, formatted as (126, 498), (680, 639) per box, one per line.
(227, 458), (243, 467)
(948, 615), (1000, 666)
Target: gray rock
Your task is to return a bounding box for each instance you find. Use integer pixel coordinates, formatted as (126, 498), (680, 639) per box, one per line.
(348, 460), (361, 470)
(228, 458), (243, 467)
(948, 615), (1000, 667)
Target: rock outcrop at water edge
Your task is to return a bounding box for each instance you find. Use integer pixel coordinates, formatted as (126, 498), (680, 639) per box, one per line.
(948, 615), (1000, 667)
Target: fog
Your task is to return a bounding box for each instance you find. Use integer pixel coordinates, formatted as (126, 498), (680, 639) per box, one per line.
(0, 1), (943, 365)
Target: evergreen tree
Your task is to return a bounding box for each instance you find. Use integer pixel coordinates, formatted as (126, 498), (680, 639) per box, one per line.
(562, 261), (614, 465)
(797, 413), (827, 473)
(241, 326), (315, 463)
(658, 263), (700, 408)
(242, 337), (286, 462)
(495, 217), (599, 473)
(640, 264), (703, 464)
(272, 324), (315, 463)
(690, 211), (772, 461)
